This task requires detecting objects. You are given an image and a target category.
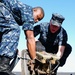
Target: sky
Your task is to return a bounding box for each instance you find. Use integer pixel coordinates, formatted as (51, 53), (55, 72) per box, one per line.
(17, 0), (75, 72)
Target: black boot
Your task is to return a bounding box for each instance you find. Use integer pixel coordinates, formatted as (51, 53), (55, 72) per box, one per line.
(0, 56), (11, 71)
(0, 56), (16, 75)
(0, 56), (2, 64)
(0, 72), (16, 75)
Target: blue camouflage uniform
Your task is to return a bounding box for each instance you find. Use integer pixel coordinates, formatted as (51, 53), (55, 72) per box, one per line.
(0, 0), (35, 58)
(34, 22), (68, 50)
(34, 22), (72, 66)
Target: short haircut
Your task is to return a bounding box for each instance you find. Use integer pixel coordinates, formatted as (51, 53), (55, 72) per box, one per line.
(33, 7), (45, 19)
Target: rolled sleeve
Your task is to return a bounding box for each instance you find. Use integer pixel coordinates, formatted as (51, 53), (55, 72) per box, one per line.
(59, 37), (67, 46)
(22, 22), (34, 31)
(59, 29), (67, 46)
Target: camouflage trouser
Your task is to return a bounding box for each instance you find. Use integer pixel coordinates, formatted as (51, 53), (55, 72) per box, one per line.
(0, 4), (20, 58)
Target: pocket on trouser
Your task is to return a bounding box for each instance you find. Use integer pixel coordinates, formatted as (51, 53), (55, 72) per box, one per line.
(0, 4), (14, 23)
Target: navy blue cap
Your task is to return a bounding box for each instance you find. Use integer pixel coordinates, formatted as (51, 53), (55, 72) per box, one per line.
(51, 13), (65, 27)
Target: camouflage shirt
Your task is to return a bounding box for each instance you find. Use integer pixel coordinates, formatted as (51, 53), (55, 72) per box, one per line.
(0, 0), (35, 58)
(1, 0), (35, 31)
(34, 22), (68, 52)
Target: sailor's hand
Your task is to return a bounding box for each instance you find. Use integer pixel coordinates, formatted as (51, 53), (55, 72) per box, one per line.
(27, 59), (36, 74)
(49, 54), (60, 64)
